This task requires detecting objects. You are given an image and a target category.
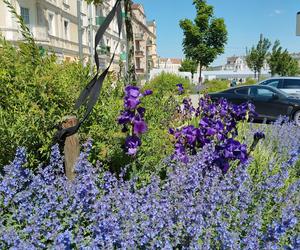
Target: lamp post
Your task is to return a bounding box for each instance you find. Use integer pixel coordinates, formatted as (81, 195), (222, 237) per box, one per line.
(297, 11), (300, 36)
(77, 0), (83, 61)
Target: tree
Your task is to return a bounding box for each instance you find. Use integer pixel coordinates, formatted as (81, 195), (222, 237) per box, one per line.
(245, 48), (258, 79)
(179, 0), (227, 84)
(179, 59), (198, 82)
(245, 34), (271, 80)
(267, 40), (299, 76)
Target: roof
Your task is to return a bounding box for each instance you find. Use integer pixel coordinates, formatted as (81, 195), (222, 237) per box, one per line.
(160, 58), (182, 64)
(131, 3), (140, 9)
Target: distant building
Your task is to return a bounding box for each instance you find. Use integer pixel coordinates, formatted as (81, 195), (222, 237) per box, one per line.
(222, 55), (268, 72)
(158, 57), (182, 72)
(131, 3), (158, 81)
(291, 52), (300, 66)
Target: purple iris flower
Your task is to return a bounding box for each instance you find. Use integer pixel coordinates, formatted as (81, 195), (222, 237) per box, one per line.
(118, 110), (134, 124)
(254, 131), (265, 140)
(137, 107), (146, 117)
(125, 86), (140, 98)
(133, 120), (148, 135)
(125, 136), (141, 155)
(124, 97), (141, 110)
(143, 89), (153, 96)
(176, 83), (184, 94)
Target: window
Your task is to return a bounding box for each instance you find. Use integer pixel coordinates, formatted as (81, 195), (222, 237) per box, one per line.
(20, 7), (30, 25)
(235, 87), (249, 95)
(64, 20), (69, 40)
(250, 87), (274, 97)
(283, 79), (300, 89)
(265, 79), (280, 88)
(48, 13), (55, 35)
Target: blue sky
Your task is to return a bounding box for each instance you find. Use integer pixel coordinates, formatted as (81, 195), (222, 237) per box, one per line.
(136, 0), (300, 66)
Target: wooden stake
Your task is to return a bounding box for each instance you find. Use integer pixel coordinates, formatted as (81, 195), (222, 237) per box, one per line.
(61, 116), (80, 180)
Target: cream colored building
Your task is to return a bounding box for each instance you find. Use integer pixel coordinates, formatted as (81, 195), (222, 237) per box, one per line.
(158, 58), (182, 72)
(0, 0), (91, 61)
(0, 0), (126, 71)
(131, 3), (158, 80)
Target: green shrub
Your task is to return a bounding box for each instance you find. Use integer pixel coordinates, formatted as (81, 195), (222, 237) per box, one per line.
(0, 37), (90, 167)
(147, 72), (192, 96)
(200, 79), (229, 94)
(240, 77), (257, 86)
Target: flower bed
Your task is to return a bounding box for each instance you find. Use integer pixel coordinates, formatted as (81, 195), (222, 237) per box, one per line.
(1, 118), (299, 248)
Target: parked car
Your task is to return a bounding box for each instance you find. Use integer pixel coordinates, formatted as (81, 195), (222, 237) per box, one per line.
(258, 77), (300, 96)
(208, 85), (300, 125)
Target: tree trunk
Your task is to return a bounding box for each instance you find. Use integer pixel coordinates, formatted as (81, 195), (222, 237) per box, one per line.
(191, 72), (194, 83)
(198, 63), (202, 85)
(124, 0), (136, 85)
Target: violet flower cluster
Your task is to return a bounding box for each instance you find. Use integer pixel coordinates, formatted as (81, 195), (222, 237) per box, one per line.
(170, 95), (256, 173)
(118, 86), (152, 155)
(1, 124), (299, 249)
(176, 97), (195, 120)
(176, 83), (184, 95)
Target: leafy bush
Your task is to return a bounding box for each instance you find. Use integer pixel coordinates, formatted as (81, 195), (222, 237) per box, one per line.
(0, 37), (89, 167)
(241, 77), (257, 86)
(200, 79), (229, 94)
(147, 72), (192, 96)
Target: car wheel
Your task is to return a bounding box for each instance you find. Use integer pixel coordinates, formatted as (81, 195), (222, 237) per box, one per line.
(293, 110), (300, 126)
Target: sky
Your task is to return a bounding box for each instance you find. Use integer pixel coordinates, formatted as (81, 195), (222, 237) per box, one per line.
(136, 0), (300, 66)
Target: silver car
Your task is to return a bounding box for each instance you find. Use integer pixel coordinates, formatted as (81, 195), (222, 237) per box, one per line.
(258, 77), (300, 96)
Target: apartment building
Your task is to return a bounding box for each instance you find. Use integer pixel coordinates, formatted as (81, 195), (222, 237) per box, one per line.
(0, 1), (157, 76)
(94, 0), (126, 71)
(0, 0), (127, 71)
(131, 3), (158, 79)
(0, 0), (91, 61)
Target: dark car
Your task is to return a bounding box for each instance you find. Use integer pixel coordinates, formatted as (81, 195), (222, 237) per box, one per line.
(208, 85), (300, 125)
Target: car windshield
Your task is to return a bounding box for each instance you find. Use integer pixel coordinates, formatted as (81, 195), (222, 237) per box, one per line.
(274, 88), (290, 98)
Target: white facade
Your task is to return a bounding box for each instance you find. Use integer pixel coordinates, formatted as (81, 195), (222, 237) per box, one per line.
(150, 68), (271, 84)
(158, 58), (182, 72)
(0, 0), (126, 70)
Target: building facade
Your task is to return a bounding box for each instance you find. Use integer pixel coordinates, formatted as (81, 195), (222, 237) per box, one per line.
(0, 0), (131, 72)
(131, 3), (158, 80)
(158, 58), (182, 72)
(0, 0), (92, 61)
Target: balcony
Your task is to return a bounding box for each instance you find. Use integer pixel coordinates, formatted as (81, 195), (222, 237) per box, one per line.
(134, 33), (144, 40)
(96, 16), (106, 26)
(135, 50), (144, 57)
(136, 68), (144, 74)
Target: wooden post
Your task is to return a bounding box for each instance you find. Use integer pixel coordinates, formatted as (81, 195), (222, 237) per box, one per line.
(61, 116), (80, 181)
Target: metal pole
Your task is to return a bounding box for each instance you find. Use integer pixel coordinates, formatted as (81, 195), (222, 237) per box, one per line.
(88, 4), (94, 74)
(77, 0), (83, 61)
(145, 40), (149, 82)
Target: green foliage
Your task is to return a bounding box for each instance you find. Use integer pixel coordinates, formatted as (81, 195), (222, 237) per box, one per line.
(80, 72), (185, 181)
(179, 0), (227, 83)
(246, 34), (271, 80)
(200, 79), (229, 94)
(179, 59), (198, 80)
(0, 36), (90, 167)
(147, 72), (192, 96)
(268, 40), (299, 76)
